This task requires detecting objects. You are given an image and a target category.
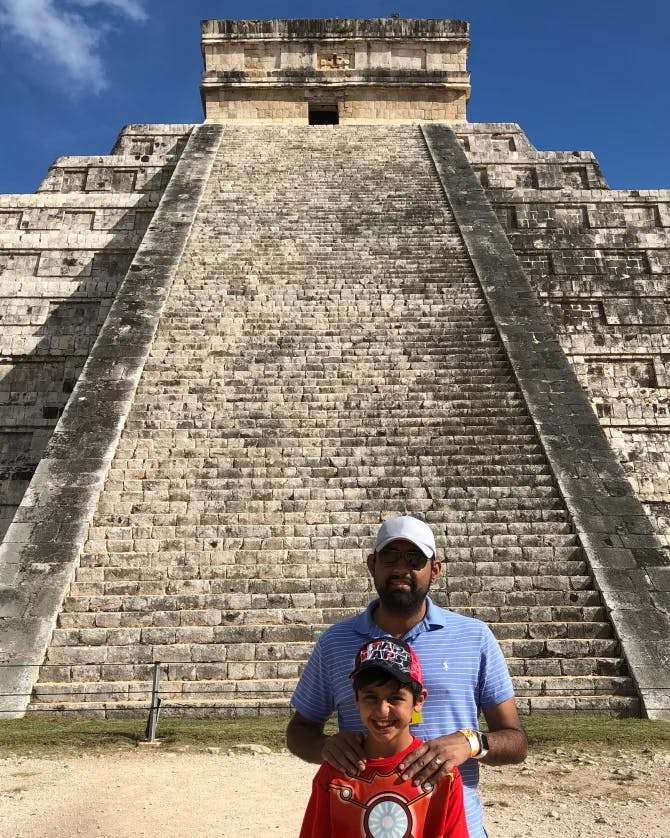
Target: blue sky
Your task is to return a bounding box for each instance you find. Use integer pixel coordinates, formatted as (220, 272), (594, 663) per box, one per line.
(0, 0), (668, 194)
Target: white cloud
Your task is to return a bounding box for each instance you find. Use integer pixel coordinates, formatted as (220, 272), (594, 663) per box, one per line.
(0, 0), (147, 93)
(70, 0), (147, 22)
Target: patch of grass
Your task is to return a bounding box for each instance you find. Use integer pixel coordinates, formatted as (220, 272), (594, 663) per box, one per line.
(0, 717), (147, 755)
(520, 714), (670, 747)
(156, 717), (291, 750)
(1, 713), (669, 757)
(0, 715), (291, 756)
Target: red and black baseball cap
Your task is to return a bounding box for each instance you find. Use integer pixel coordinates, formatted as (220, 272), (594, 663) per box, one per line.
(350, 637), (423, 688)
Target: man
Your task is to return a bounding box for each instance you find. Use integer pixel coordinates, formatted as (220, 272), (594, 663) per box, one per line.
(287, 515), (527, 838)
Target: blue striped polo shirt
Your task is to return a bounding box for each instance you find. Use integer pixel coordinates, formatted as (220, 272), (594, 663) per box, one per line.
(291, 596), (515, 838)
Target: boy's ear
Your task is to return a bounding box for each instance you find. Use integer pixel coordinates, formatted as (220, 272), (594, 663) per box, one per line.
(411, 689), (427, 726)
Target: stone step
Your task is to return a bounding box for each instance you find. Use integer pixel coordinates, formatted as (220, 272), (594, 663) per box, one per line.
(25, 697), (293, 719)
(55, 586), (616, 625)
(41, 634), (630, 672)
(25, 693), (641, 719)
(100, 476), (561, 489)
(132, 413), (533, 425)
(167, 412), (540, 424)
(53, 604), (607, 641)
(89, 522), (569, 539)
(72, 561), (591, 583)
(131, 425), (547, 439)
(118, 416), (538, 431)
(168, 377), (521, 388)
(135, 406), (536, 420)
(163, 310), (499, 320)
(499, 637), (623, 658)
(84, 509), (570, 527)
(80, 552), (584, 574)
(31, 673), (636, 703)
(57, 586), (604, 616)
(80, 457), (567, 473)
(42, 631), (628, 669)
(81, 536), (580, 557)
(111, 443), (549, 458)
(153, 340), (511, 352)
(507, 657), (629, 677)
(69, 572), (594, 598)
(449, 588), (599, 607)
(517, 695), (641, 717)
(96, 490), (566, 508)
(50, 619), (616, 656)
(75, 555), (587, 580)
(66, 563), (588, 594)
(98, 474), (559, 492)
(103, 464), (558, 482)
(33, 654), (628, 685)
(88, 492), (567, 512)
(140, 380), (524, 392)
(142, 391), (532, 404)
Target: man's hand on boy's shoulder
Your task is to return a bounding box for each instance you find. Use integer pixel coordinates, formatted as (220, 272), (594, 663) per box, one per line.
(321, 730), (368, 777)
(397, 698), (528, 787)
(397, 732), (472, 786)
(286, 711), (368, 776)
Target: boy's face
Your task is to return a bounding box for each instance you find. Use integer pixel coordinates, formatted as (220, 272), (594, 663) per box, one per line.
(355, 678), (426, 753)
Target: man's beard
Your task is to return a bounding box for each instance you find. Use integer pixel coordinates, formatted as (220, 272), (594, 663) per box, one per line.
(376, 576), (431, 615)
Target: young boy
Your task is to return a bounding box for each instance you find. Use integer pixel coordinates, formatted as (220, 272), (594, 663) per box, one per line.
(299, 637), (470, 837)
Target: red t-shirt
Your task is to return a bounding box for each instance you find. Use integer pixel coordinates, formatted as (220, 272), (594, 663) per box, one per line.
(299, 737), (469, 837)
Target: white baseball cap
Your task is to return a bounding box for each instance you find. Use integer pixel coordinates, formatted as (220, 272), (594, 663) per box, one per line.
(374, 515), (436, 559)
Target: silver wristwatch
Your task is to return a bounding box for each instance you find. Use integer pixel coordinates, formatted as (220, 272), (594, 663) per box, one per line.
(473, 730), (489, 760)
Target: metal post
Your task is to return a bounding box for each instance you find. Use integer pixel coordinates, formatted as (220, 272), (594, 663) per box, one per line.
(144, 662), (162, 742)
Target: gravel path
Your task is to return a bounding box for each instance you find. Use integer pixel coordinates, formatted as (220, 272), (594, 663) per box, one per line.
(1, 744), (668, 836)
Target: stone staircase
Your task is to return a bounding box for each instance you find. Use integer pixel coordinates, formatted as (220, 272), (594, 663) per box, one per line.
(30, 126), (639, 717)
(453, 122), (670, 556)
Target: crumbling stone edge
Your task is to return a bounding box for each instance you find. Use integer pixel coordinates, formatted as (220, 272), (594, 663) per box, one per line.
(422, 123), (670, 721)
(0, 123), (224, 718)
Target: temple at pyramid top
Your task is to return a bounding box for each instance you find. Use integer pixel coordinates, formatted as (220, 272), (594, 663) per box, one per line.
(200, 18), (471, 124)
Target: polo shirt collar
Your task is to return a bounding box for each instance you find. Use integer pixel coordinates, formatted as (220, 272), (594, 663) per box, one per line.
(353, 596), (447, 638)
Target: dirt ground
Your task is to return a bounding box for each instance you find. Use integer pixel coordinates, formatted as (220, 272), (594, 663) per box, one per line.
(1, 744), (669, 837)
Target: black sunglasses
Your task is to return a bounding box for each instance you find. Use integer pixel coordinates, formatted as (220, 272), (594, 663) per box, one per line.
(376, 548), (429, 570)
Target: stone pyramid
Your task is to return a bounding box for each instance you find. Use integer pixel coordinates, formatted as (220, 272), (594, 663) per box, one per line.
(0, 19), (668, 721)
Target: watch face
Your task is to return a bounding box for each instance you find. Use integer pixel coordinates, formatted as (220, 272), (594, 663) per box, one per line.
(480, 732), (489, 751)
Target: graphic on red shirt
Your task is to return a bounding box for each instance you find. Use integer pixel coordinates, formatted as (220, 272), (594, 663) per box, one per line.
(300, 738), (469, 838)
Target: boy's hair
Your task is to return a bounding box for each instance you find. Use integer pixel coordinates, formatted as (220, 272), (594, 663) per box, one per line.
(353, 666), (423, 703)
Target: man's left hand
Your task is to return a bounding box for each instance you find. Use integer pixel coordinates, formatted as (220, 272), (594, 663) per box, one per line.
(397, 732), (471, 787)
(397, 698), (528, 787)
